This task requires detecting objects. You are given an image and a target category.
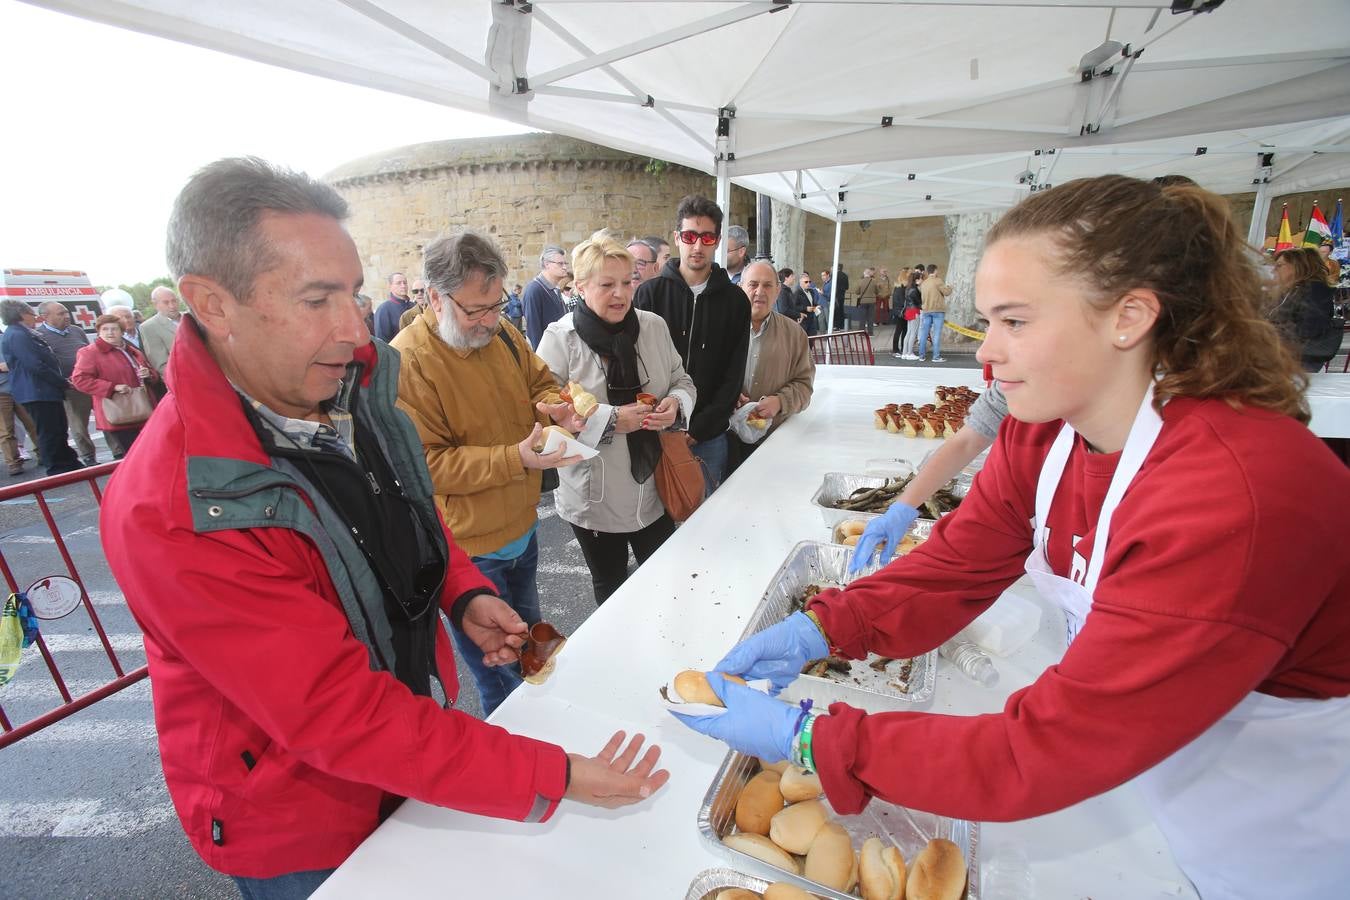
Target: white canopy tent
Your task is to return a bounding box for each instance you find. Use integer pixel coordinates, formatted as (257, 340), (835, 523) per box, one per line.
(28, 0), (1350, 324)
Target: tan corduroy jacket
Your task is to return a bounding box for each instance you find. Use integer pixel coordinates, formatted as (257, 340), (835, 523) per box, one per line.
(746, 311), (816, 434)
(919, 274), (952, 313)
(390, 306), (561, 557)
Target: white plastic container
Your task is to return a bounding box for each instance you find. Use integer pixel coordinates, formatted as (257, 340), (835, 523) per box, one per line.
(961, 590), (1042, 658)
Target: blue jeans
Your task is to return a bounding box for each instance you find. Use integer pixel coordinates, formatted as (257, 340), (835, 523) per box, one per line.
(455, 532), (541, 716)
(691, 432), (728, 496)
(916, 311), (946, 360)
(233, 868), (336, 900)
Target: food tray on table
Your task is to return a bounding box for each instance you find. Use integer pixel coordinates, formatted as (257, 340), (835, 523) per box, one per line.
(698, 752), (980, 900)
(811, 471), (971, 529)
(684, 867), (823, 900)
(742, 541), (936, 708)
(829, 516), (935, 551)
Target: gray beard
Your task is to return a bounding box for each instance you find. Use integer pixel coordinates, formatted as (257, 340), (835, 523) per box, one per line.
(438, 308), (496, 350)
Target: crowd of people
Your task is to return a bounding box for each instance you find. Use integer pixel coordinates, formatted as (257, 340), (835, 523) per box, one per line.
(1, 153), (1345, 900)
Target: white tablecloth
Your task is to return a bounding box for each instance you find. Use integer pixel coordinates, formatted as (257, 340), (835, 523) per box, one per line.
(315, 365), (1261, 899)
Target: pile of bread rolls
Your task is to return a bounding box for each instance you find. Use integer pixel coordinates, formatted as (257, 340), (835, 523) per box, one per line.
(723, 760), (966, 900)
(832, 520), (926, 556)
(715, 884), (820, 899)
(871, 386), (981, 440)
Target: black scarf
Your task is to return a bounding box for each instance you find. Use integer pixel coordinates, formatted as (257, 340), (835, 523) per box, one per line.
(572, 303), (661, 483)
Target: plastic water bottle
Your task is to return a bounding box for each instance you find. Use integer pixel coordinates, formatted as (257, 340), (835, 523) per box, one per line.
(983, 846), (1035, 900)
(939, 639), (998, 687)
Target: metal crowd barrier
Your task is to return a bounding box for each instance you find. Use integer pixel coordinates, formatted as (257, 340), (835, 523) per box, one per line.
(809, 330), (876, 366)
(0, 461), (148, 749)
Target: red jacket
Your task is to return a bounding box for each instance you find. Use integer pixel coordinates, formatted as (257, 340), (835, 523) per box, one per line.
(810, 397), (1350, 821)
(70, 338), (159, 431)
(99, 320), (568, 878)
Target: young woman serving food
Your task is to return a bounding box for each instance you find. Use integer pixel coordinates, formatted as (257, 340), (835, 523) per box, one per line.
(673, 175), (1350, 899)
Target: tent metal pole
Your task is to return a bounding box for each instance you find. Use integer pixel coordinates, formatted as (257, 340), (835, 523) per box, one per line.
(827, 216), (843, 354)
(716, 157), (731, 267)
(1247, 181), (1273, 248)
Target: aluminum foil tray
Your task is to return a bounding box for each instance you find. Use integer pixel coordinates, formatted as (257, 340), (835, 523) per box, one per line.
(811, 470), (970, 529)
(684, 867), (787, 900)
(829, 516), (935, 549)
(742, 541), (936, 708)
(698, 752), (980, 900)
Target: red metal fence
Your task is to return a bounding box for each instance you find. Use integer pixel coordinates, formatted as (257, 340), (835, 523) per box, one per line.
(808, 330), (875, 366)
(0, 461), (147, 749)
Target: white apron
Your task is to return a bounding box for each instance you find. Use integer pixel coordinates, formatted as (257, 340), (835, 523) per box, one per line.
(1023, 385), (1350, 899)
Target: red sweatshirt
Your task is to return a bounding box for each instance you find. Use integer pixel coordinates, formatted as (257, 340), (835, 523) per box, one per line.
(809, 396), (1350, 821)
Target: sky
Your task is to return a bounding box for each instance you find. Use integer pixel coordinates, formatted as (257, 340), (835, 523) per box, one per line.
(0, 1), (530, 287)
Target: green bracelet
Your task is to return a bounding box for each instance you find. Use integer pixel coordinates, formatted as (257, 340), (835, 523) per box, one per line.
(794, 712), (821, 773)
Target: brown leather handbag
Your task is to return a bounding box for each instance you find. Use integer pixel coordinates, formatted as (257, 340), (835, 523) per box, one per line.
(655, 431), (705, 523)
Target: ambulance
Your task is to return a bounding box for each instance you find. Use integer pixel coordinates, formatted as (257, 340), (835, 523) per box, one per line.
(0, 268), (105, 333)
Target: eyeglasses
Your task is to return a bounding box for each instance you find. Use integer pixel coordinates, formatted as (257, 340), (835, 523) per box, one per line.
(448, 290), (509, 322)
(677, 230), (720, 246)
(634, 256), (657, 268)
(546, 258), (570, 269)
(411, 288), (426, 296)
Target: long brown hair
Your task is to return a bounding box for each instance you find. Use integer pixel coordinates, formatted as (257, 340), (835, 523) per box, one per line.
(1275, 247), (1331, 288)
(986, 175), (1309, 423)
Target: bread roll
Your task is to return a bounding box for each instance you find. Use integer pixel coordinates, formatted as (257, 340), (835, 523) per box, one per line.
(763, 884), (814, 900)
(840, 520), (867, 538)
(532, 424), (574, 452)
(769, 799), (828, 855)
(804, 821), (854, 890)
(736, 770), (785, 836)
(905, 838), (966, 900)
(747, 414), (769, 429)
(859, 836), (906, 900)
(671, 670), (745, 706)
(758, 758), (791, 776)
(842, 534), (860, 547)
(779, 766), (824, 803)
(723, 832), (800, 875)
(567, 381), (599, 418)
(714, 890), (761, 900)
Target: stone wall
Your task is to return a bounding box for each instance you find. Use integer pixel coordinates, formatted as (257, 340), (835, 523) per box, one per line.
(328, 134), (755, 295)
(800, 215), (950, 288)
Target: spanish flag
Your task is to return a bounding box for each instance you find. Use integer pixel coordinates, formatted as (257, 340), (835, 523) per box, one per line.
(1275, 206), (1294, 251)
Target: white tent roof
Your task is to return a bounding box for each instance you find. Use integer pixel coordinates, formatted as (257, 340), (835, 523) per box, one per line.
(30, 0), (1350, 218)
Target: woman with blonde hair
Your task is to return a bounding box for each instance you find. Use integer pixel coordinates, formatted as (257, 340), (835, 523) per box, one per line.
(677, 175), (1350, 899)
(1272, 246), (1339, 371)
(536, 231), (696, 604)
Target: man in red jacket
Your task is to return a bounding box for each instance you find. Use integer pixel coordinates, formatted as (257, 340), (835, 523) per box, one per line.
(100, 157), (667, 899)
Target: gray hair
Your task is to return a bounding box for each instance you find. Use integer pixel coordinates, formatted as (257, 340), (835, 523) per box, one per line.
(538, 245), (565, 270)
(165, 156), (348, 302)
(726, 225), (750, 250)
(424, 230), (508, 298)
(354, 293), (373, 312)
(38, 300), (68, 316)
(0, 299), (31, 326)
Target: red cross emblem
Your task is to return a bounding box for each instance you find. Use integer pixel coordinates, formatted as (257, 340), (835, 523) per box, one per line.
(72, 305), (98, 328)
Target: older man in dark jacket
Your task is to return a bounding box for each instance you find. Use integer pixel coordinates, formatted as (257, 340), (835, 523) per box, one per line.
(634, 195), (750, 491)
(0, 300), (83, 476)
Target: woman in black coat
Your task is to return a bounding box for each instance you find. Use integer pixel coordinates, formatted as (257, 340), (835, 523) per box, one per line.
(1272, 247), (1339, 372)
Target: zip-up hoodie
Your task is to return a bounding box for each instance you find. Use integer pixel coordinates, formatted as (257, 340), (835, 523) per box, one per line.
(634, 258), (750, 442)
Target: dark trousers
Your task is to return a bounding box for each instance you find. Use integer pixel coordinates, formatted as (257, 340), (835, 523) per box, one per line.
(893, 317), (910, 354)
(21, 400), (82, 476)
(103, 425), (145, 460)
(571, 514), (676, 605)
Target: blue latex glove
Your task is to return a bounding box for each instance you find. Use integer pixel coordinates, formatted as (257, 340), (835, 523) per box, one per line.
(848, 501), (919, 574)
(670, 671), (805, 762)
(715, 612), (828, 695)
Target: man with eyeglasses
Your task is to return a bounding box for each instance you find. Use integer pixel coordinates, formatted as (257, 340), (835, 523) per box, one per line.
(392, 230), (587, 716)
(373, 272), (414, 342)
(524, 245), (570, 350)
(398, 278), (430, 331)
(628, 238), (658, 290)
(634, 195), (750, 493)
(643, 235), (672, 270)
(725, 225), (750, 284)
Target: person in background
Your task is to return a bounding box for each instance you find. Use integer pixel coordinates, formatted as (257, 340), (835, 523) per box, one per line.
(106, 305), (143, 353)
(504, 282), (525, 333)
(800, 272), (824, 336)
(0, 300), (82, 476)
(830, 265), (849, 331)
(773, 268), (808, 325)
(874, 266), (893, 327)
(524, 246), (570, 349)
(140, 286), (183, 381)
(0, 334), (40, 476)
(675, 175), (1350, 900)
(1318, 242), (1341, 283)
(896, 269), (924, 359)
(373, 272), (413, 342)
(71, 314), (159, 459)
(727, 261), (815, 475)
(537, 230), (695, 605)
(101, 157), (668, 899)
(355, 293), (375, 335)
(628, 238), (658, 291)
(37, 301), (96, 465)
(1271, 247), (1338, 372)
(643, 236), (671, 270)
(915, 263), (952, 362)
(391, 230), (582, 715)
(634, 195), (749, 493)
(725, 225), (750, 284)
